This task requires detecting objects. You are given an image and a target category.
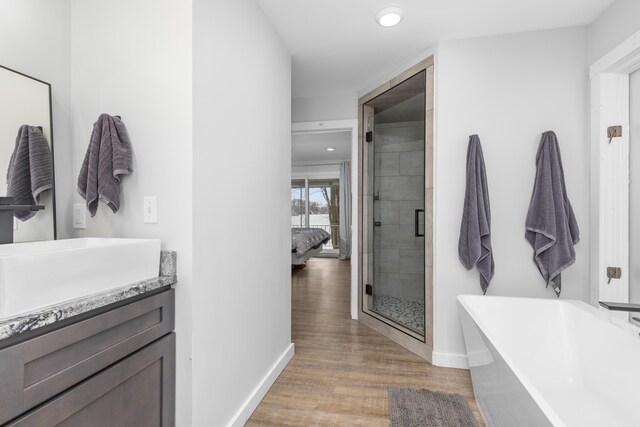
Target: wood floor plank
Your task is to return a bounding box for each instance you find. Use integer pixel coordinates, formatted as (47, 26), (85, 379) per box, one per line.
(247, 258), (484, 426)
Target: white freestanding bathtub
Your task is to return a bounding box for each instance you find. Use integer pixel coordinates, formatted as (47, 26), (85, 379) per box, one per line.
(458, 295), (640, 427)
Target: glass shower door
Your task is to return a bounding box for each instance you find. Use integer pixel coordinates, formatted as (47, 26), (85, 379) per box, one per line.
(364, 71), (426, 337)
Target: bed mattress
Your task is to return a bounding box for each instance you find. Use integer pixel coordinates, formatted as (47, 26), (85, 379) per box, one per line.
(291, 227), (330, 257)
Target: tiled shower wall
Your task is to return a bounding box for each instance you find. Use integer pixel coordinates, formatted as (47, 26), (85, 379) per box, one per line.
(373, 121), (426, 301)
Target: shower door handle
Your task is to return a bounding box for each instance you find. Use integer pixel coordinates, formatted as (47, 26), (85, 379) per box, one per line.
(415, 209), (424, 237)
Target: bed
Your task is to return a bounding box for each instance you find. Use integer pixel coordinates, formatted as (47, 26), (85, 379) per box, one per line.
(291, 228), (331, 266)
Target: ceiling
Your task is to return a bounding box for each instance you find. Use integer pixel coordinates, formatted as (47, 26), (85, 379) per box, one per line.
(292, 131), (351, 165)
(257, 0), (614, 99)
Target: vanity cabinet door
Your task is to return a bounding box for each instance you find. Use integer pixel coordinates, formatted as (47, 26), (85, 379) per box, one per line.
(0, 289), (174, 424)
(6, 333), (175, 427)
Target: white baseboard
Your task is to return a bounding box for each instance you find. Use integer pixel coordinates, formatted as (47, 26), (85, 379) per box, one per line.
(431, 351), (469, 369)
(227, 343), (295, 427)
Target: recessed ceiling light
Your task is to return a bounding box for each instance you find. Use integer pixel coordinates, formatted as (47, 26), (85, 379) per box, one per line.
(326, 147), (336, 152)
(376, 7), (403, 28)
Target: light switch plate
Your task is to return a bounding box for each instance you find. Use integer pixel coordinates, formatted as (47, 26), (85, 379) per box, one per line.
(13, 217), (18, 231)
(143, 196), (158, 224)
(73, 203), (86, 229)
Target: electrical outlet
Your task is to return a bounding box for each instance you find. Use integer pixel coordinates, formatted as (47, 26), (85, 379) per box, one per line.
(143, 196), (158, 224)
(73, 203), (86, 229)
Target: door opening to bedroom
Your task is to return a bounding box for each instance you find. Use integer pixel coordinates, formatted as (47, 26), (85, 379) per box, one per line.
(290, 120), (358, 319)
(291, 125), (354, 268)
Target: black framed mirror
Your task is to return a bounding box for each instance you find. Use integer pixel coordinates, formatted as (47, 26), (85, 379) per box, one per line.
(0, 64), (56, 242)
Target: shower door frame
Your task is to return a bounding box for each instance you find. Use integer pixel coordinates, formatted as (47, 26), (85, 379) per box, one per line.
(357, 56), (434, 361)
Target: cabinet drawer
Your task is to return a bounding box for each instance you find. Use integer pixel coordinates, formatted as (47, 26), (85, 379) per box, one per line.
(7, 333), (175, 427)
(0, 289), (174, 425)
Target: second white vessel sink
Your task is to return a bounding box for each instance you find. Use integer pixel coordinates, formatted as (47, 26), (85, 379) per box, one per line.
(0, 238), (161, 320)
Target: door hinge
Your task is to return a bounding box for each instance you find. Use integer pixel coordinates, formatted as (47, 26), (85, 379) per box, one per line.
(366, 131), (373, 142)
(365, 284), (373, 295)
(608, 125), (622, 144)
(607, 266), (622, 284)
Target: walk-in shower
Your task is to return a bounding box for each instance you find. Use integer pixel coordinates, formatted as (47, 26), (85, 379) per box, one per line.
(358, 58), (434, 359)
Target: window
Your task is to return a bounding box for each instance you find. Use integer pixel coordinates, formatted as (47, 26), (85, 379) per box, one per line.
(290, 178), (340, 251)
(291, 179), (306, 227)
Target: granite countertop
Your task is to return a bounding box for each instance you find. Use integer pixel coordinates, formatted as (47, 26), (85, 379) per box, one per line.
(0, 251), (177, 341)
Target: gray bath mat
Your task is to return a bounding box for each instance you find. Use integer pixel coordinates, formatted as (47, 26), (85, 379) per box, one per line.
(388, 385), (478, 427)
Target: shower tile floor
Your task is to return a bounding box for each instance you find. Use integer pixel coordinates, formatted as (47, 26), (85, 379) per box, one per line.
(372, 295), (424, 335)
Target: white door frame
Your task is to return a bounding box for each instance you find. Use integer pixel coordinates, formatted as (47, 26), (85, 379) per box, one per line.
(292, 119), (359, 319)
(590, 31), (640, 307)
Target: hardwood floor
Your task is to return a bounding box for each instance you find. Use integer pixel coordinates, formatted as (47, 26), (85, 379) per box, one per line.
(247, 258), (484, 426)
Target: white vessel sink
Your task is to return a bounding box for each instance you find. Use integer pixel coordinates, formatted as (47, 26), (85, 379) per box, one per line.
(0, 238), (161, 320)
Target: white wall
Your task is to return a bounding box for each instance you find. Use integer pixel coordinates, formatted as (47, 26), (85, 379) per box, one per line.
(589, 0), (640, 63)
(192, 0), (292, 425)
(69, 1), (193, 425)
(292, 164), (341, 178)
(0, 0), (73, 239)
(433, 27), (590, 366)
(293, 92), (357, 122)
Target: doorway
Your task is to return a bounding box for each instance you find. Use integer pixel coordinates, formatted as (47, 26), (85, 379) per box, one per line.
(629, 70), (640, 323)
(590, 31), (640, 310)
(291, 120), (360, 319)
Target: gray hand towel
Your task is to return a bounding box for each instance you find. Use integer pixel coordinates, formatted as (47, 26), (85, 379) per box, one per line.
(525, 131), (579, 297)
(459, 135), (494, 294)
(77, 114), (132, 217)
(6, 125), (53, 221)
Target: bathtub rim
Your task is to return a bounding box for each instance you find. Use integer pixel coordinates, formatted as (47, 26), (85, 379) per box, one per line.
(457, 295), (561, 426)
(458, 294), (640, 427)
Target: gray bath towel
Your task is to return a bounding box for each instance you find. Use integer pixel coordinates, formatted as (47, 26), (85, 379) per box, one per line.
(77, 114), (132, 217)
(525, 131), (579, 297)
(459, 135), (494, 294)
(6, 125), (53, 221)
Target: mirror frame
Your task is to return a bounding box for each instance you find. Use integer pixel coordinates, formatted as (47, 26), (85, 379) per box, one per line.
(0, 64), (57, 240)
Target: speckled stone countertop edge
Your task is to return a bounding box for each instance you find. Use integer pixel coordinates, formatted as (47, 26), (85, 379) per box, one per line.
(0, 250), (177, 341)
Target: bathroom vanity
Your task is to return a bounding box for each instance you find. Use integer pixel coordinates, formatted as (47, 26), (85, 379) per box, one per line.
(0, 241), (177, 426)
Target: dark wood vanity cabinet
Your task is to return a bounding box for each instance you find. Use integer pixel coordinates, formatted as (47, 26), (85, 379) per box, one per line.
(0, 289), (176, 427)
